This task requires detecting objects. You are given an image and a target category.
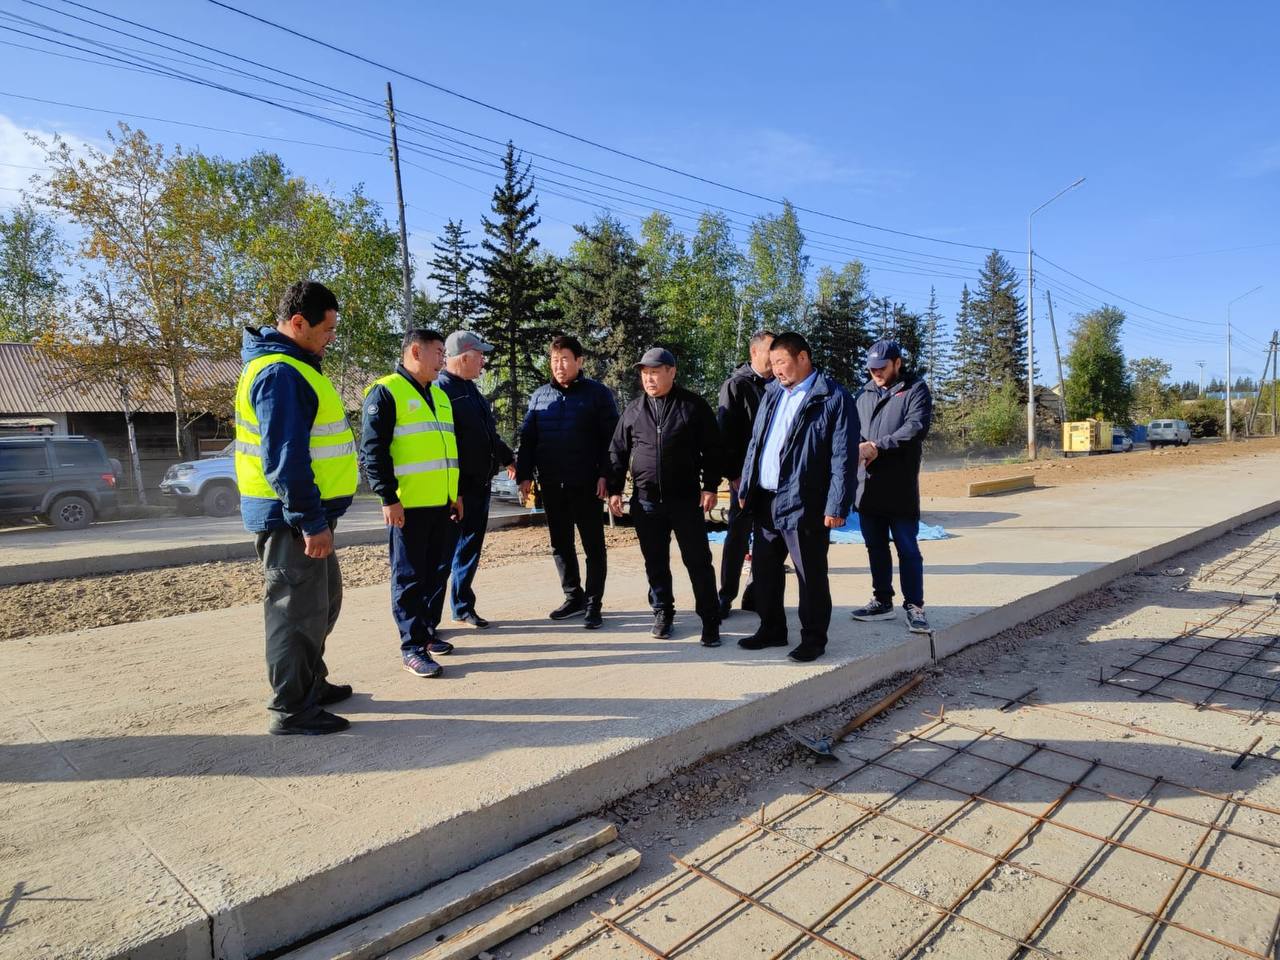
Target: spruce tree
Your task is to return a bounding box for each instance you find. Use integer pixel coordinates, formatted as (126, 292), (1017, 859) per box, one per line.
(943, 284), (982, 407)
(476, 143), (557, 439)
(890, 304), (927, 379)
(970, 250), (1028, 396)
(1064, 306), (1132, 422)
(921, 286), (949, 390)
(428, 218), (480, 331)
(809, 263), (870, 388)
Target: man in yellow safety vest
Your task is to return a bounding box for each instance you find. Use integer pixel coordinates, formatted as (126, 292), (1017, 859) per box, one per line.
(359, 328), (462, 678)
(235, 281), (358, 736)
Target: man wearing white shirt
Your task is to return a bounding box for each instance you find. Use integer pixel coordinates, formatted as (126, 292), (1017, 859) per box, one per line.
(736, 332), (858, 661)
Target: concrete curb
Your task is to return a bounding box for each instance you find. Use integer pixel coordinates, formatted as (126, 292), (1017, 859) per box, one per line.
(0, 511), (545, 586)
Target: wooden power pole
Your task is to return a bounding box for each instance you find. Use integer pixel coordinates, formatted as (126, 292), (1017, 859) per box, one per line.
(386, 81), (413, 330)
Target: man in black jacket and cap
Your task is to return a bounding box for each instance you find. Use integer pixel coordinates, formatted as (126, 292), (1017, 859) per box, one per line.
(849, 339), (934, 634)
(716, 329), (774, 619)
(607, 347), (723, 647)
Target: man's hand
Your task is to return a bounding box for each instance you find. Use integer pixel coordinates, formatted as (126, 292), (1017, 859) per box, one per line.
(450, 495), (464, 522)
(303, 527), (334, 558)
(518, 480), (533, 503)
(858, 441), (879, 465)
(824, 515), (846, 529)
(596, 477), (608, 501)
(381, 503), (405, 529)
(739, 498), (747, 509)
(506, 463), (517, 481)
(608, 494), (624, 517)
(700, 491), (717, 513)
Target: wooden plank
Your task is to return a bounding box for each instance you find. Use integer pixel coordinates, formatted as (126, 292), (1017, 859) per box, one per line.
(281, 818), (617, 960)
(967, 474), (1035, 497)
(384, 842), (642, 960)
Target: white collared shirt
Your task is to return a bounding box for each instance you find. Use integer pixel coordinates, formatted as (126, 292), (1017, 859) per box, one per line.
(758, 370), (817, 491)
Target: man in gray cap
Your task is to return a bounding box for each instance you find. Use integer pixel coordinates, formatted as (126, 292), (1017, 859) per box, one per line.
(431, 330), (516, 628)
(607, 348), (723, 646)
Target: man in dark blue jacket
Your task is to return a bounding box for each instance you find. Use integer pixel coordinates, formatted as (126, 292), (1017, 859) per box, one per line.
(738, 332), (859, 662)
(516, 335), (620, 629)
(850, 340), (934, 634)
(434, 330), (515, 629)
(237, 281), (356, 736)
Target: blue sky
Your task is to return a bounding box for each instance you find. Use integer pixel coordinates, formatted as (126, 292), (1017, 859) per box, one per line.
(1, 0), (1276, 386)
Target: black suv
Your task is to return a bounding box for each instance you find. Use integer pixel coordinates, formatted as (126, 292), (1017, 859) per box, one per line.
(0, 436), (121, 529)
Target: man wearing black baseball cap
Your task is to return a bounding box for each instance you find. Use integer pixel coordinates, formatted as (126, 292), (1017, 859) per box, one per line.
(607, 347), (723, 646)
(850, 339), (933, 634)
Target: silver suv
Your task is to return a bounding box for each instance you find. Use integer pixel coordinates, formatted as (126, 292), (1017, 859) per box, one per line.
(1148, 419), (1191, 447)
(159, 443), (240, 516)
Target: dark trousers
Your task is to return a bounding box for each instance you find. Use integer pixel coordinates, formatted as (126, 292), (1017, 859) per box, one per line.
(390, 505), (452, 652)
(718, 494), (753, 604)
(256, 526), (341, 721)
(751, 494), (832, 649)
(632, 497), (720, 623)
(437, 484), (491, 620)
(542, 483), (607, 604)
(860, 512), (924, 608)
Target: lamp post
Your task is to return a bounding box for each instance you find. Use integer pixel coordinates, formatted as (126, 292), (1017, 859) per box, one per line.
(1026, 177), (1085, 459)
(1226, 285), (1262, 440)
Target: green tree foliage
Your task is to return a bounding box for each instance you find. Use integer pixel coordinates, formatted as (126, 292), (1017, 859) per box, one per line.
(428, 219), (480, 331)
(809, 261), (870, 387)
(411, 287), (445, 327)
(559, 213), (657, 403)
(1182, 397), (1224, 437)
(0, 202), (66, 342)
(868, 295), (927, 379)
(1064, 306), (1132, 422)
(921, 286), (949, 391)
(968, 382), (1024, 446)
(743, 200), (807, 333)
(1128, 356), (1178, 422)
(970, 250), (1027, 396)
(476, 143), (558, 439)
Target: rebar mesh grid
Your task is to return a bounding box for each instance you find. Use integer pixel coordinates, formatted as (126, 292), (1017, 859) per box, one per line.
(553, 711), (1280, 960)
(1199, 536), (1280, 594)
(1101, 602), (1280, 726)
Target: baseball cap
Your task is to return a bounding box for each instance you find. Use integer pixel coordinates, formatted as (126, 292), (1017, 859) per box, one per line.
(445, 330), (494, 357)
(634, 347), (677, 368)
(866, 339), (902, 369)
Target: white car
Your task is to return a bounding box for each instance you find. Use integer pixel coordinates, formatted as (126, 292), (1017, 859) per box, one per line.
(1148, 419), (1191, 448)
(1111, 429), (1134, 453)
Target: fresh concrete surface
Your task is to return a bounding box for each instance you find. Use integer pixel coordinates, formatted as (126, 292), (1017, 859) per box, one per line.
(0, 499), (537, 585)
(1, 454), (1277, 960)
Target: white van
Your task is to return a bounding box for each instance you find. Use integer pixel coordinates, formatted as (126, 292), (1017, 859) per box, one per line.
(1148, 419), (1191, 447)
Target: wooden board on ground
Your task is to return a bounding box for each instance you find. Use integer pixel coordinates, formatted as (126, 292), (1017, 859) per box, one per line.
(383, 841), (641, 960)
(967, 474), (1035, 497)
(282, 818), (618, 960)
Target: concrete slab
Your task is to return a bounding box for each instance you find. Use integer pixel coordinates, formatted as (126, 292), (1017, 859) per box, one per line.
(1, 454), (1277, 960)
(0, 499), (537, 585)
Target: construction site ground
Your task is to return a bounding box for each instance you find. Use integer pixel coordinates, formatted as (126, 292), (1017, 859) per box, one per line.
(1, 446), (1278, 960)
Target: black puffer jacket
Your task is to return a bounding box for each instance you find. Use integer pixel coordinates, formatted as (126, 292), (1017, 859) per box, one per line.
(717, 362), (772, 482)
(607, 385), (721, 502)
(515, 375), (619, 488)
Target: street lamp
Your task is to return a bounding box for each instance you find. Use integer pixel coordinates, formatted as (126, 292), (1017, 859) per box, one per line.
(1027, 177), (1085, 460)
(1226, 285), (1262, 440)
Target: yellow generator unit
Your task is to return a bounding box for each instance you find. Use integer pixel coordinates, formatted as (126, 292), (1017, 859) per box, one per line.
(1062, 419), (1112, 454)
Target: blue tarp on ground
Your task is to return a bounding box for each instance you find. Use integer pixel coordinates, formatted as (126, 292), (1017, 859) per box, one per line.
(707, 514), (948, 545)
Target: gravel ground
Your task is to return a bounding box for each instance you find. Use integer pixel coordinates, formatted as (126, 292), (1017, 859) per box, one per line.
(0, 525), (638, 642)
(497, 516), (1280, 959)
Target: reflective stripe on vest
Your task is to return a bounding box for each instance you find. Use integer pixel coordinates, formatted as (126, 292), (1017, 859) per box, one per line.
(234, 354), (358, 501)
(366, 372), (459, 508)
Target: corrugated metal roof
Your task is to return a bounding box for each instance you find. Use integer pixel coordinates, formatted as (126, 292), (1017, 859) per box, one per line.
(0, 342), (374, 414)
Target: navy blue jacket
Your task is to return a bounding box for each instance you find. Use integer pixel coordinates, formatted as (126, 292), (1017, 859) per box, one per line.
(239, 327), (353, 536)
(854, 374), (932, 518)
(739, 370), (859, 530)
(436, 369), (515, 495)
(516, 375), (619, 489)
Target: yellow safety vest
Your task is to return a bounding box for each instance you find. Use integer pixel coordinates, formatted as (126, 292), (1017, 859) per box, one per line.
(366, 372), (459, 508)
(234, 354), (358, 501)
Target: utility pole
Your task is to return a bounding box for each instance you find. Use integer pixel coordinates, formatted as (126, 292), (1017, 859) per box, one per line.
(1194, 360), (1206, 397)
(1273, 331), (1278, 437)
(1249, 332), (1279, 437)
(386, 81), (413, 330)
(1226, 285), (1263, 441)
(1044, 289), (1066, 418)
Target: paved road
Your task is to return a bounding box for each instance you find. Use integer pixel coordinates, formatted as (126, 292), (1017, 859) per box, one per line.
(0, 497), (537, 584)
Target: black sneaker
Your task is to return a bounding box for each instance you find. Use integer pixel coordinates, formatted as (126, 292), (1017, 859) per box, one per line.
(452, 613), (490, 629)
(851, 598), (896, 622)
(701, 621), (722, 648)
(717, 598), (733, 621)
(905, 604), (931, 634)
(787, 643), (825, 663)
(550, 595), (587, 620)
(584, 603), (603, 630)
(318, 682), (352, 706)
(738, 632), (788, 650)
(269, 709), (349, 736)
(652, 611), (673, 639)
(426, 638), (455, 656)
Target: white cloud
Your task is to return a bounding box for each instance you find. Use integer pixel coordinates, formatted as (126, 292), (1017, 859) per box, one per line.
(0, 113), (97, 207)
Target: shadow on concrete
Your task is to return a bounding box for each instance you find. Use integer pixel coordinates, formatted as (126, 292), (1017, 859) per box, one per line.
(921, 511), (1018, 528)
(827, 561), (1107, 577)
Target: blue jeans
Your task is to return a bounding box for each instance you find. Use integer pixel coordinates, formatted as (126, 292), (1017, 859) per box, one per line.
(442, 485), (491, 620)
(859, 512), (924, 608)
